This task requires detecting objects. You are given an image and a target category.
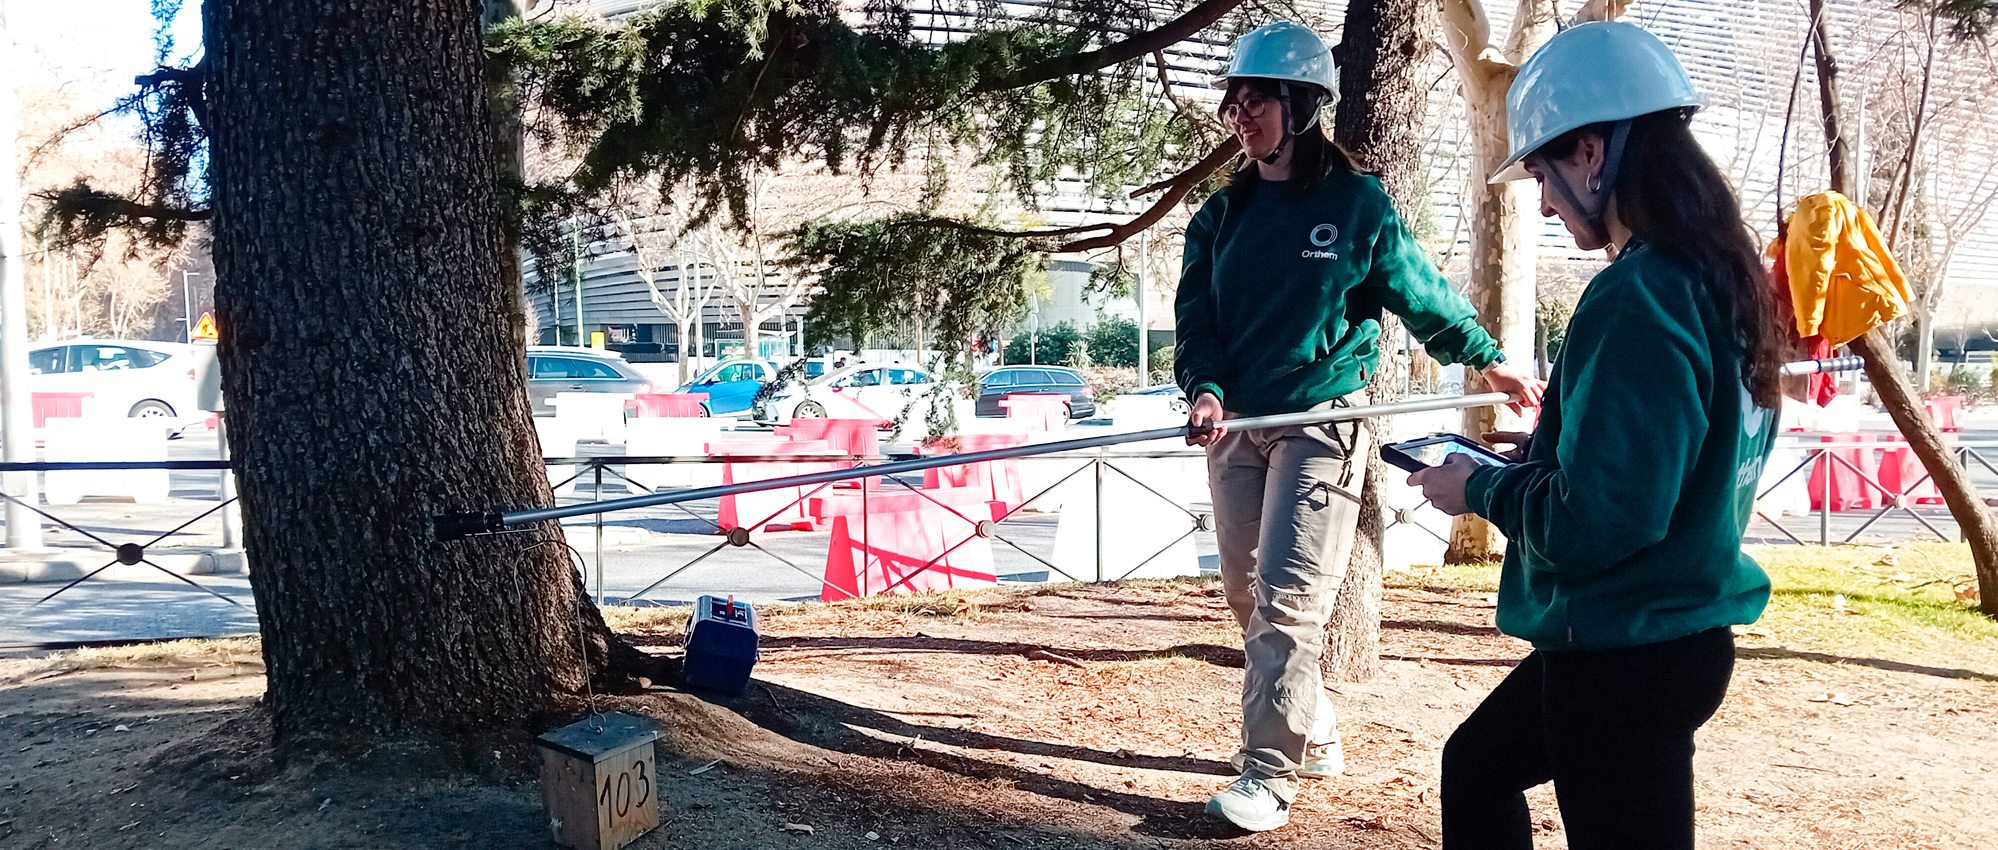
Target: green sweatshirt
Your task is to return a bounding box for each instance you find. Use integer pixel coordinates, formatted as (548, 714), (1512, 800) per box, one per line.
(1174, 170), (1502, 415)
(1465, 241), (1777, 651)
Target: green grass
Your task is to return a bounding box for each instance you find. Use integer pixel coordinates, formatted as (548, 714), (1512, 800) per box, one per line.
(1384, 545), (1996, 668)
(1746, 543), (1996, 641)
(1386, 562), (1503, 594)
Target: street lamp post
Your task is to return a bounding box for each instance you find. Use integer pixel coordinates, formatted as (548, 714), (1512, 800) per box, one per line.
(1135, 230), (1148, 388)
(180, 270), (200, 343)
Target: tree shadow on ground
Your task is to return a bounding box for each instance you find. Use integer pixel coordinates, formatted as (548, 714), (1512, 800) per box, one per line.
(748, 633), (1245, 668)
(705, 679), (1249, 841)
(1735, 645), (1998, 682)
(1382, 619), (1501, 637)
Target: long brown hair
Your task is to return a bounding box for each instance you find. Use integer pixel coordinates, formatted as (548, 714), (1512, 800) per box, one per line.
(1219, 78), (1365, 197)
(1538, 110), (1793, 409)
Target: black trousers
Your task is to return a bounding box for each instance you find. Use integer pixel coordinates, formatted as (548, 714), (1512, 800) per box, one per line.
(1441, 627), (1736, 850)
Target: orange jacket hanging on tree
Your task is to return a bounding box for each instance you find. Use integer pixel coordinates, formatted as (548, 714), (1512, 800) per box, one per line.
(1767, 236), (1838, 406)
(1782, 192), (1911, 347)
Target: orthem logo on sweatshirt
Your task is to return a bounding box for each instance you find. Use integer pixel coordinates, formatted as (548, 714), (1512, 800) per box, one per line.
(1303, 223), (1340, 260)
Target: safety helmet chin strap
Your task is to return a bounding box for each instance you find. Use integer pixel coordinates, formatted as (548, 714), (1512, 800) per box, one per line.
(1536, 119), (1632, 245)
(1258, 81), (1326, 166)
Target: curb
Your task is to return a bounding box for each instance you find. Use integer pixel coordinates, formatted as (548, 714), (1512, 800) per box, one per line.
(0, 550), (247, 584)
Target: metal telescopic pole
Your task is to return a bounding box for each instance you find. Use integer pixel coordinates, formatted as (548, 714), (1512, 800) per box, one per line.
(438, 392), (1517, 537)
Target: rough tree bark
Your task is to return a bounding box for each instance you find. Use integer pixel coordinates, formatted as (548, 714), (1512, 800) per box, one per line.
(1438, 0), (1559, 562)
(207, 0), (631, 750)
(1804, 5), (1998, 615)
(1323, 0), (1438, 682)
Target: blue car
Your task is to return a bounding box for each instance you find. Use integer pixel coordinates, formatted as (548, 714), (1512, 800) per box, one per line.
(678, 358), (828, 418)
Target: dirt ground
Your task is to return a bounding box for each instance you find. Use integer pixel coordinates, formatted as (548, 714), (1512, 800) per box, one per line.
(2, 570), (1993, 849)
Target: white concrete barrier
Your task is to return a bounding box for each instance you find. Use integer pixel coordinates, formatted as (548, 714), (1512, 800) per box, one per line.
(1050, 462), (1203, 582)
(551, 392), (633, 444)
(43, 418), (172, 505)
(534, 417), (581, 496)
(625, 418), (725, 489)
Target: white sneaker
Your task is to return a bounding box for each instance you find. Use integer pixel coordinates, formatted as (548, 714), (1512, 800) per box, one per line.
(1299, 739), (1345, 779)
(1206, 775), (1290, 832)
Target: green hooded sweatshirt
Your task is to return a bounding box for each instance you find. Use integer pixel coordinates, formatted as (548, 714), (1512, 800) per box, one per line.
(1465, 240), (1777, 651)
(1174, 170), (1502, 415)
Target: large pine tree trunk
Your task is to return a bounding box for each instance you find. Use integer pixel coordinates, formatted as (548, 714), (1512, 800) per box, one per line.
(206, 0), (626, 750)
(1325, 0), (1438, 682)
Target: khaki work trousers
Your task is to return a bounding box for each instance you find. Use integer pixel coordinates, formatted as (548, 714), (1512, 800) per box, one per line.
(1205, 396), (1369, 803)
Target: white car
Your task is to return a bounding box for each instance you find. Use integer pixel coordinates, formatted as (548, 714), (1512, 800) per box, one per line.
(753, 364), (949, 432)
(28, 339), (200, 419)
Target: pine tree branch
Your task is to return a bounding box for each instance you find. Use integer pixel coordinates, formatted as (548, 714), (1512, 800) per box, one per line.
(1061, 139), (1238, 251)
(971, 0), (1246, 93)
(894, 139), (1238, 251)
(37, 186), (212, 223)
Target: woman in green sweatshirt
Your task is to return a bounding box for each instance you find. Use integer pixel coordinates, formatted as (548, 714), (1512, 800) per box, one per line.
(1177, 22), (1543, 833)
(1409, 22), (1790, 850)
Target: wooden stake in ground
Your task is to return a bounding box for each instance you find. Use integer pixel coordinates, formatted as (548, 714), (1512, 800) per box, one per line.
(1807, 1), (1998, 615)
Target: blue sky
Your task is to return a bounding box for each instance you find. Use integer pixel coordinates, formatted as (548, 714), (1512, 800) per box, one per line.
(8, 0), (202, 107)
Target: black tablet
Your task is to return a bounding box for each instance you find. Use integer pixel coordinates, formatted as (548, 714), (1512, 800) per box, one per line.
(1380, 434), (1513, 474)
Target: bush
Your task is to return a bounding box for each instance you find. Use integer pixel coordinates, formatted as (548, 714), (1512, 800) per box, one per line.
(1003, 323), (1082, 366)
(1081, 366), (1140, 401)
(1148, 346), (1173, 383)
(1085, 316), (1141, 368)
(1930, 364), (1983, 398)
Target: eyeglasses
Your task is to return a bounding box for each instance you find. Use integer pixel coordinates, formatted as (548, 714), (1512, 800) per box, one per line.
(1217, 95), (1276, 125)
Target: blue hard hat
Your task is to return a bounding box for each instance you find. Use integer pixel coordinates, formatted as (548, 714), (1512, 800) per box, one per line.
(1491, 21), (1702, 183)
(1211, 22), (1337, 99)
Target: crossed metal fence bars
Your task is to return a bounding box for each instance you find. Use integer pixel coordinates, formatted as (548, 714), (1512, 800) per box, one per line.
(0, 459), (244, 608)
(11, 434), (1997, 611)
(1751, 439), (1998, 546)
(547, 447), (1217, 607)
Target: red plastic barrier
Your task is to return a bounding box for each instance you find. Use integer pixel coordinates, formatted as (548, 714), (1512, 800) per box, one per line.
(1808, 434), (1878, 511)
(1876, 438), (1944, 505)
(710, 438), (835, 531)
(819, 487), (1000, 600)
(777, 419), (881, 467)
(917, 432), (1029, 512)
(632, 393), (709, 418)
(31, 392), (94, 428)
(1925, 395), (1964, 432)
(999, 393), (1071, 432)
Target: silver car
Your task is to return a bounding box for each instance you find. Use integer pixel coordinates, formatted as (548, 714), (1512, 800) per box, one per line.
(525, 347), (653, 415)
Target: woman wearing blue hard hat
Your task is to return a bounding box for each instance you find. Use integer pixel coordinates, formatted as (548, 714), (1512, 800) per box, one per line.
(1176, 21), (1543, 832)
(1409, 21), (1788, 849)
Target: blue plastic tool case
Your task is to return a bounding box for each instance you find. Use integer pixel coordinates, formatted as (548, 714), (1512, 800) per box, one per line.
(682, 595), (759, 695)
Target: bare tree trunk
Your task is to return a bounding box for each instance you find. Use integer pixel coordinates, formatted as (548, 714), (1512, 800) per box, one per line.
(1808, 9), (1998, 615)
(1324, 0), (1437, 682)
(739, 298), (762, 357)
(1440, 0), (1558, 562)
(1808, 0), (1858, 197)
(207, 0), (632, 752)
(1916, 306), (1934, 391)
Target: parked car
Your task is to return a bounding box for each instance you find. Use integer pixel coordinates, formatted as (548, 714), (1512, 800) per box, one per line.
(753, 364), (944, 429)
(28, 339), (198, 419)
(678, 357), (831, 418)
(1127, 382), (1190, 414)
(525, 346), (652, 415)
(973, 365), (1096, 419)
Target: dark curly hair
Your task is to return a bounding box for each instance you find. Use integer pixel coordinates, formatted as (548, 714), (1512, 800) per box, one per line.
(1537, 109), (1795, 409)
